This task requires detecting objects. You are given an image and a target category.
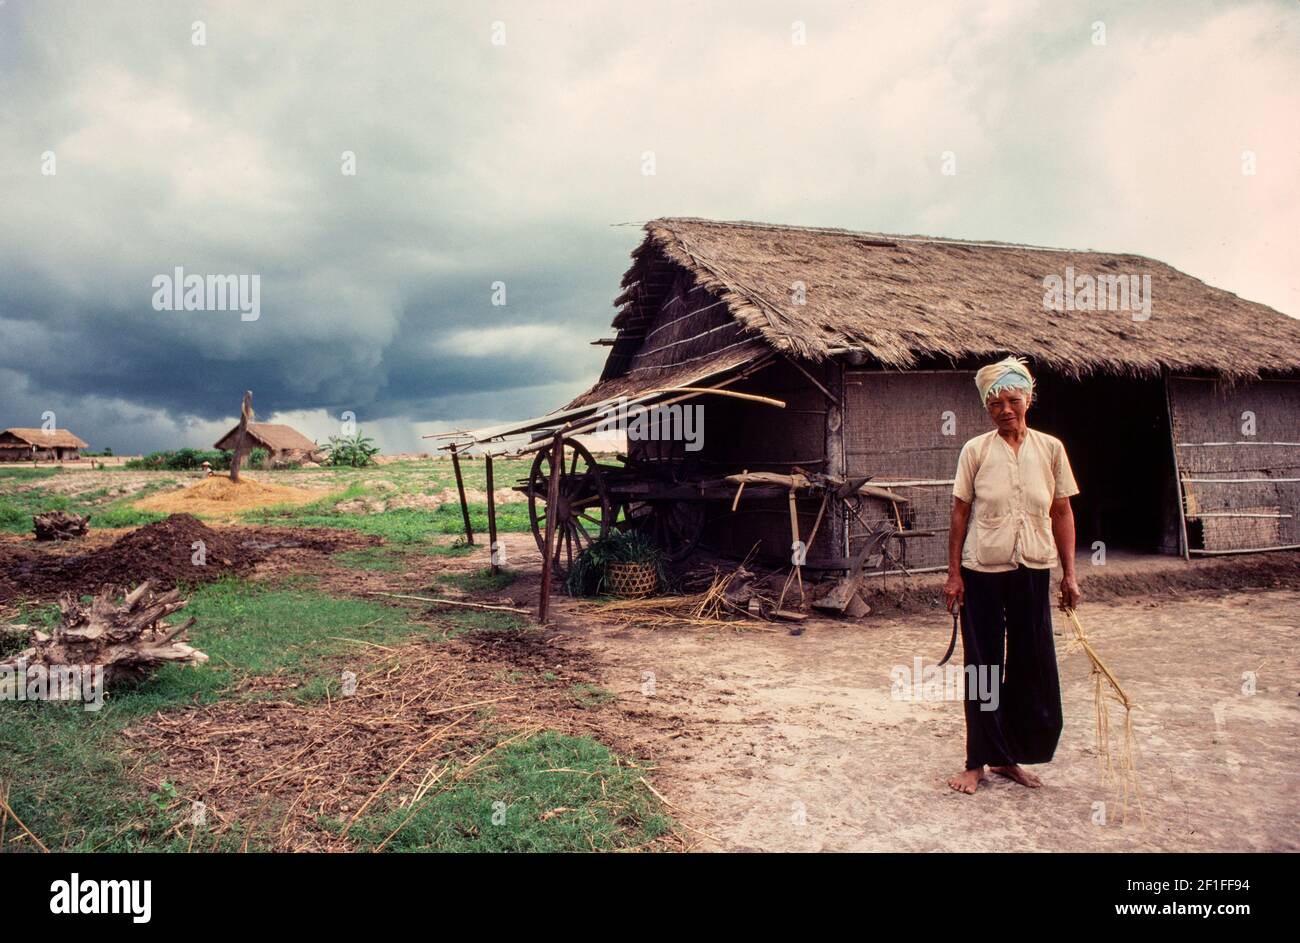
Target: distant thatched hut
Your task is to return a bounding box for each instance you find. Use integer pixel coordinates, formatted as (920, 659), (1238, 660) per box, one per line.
(213, 422), (319, 464)
(566, 218), (1300, 564)
(0, 428), (89, 462)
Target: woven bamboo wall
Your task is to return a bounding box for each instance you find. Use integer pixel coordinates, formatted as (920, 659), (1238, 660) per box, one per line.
(1168, 376), (1300, 552)
(843, 369), (989, 571)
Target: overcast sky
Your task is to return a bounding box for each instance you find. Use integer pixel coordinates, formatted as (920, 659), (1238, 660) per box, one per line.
(1, 0), (1296, 454)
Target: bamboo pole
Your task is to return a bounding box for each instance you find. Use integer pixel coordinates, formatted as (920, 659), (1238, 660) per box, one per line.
(537, 434), (563, 623)
(449, 443), (474, 545)
(786, 490), (804, 605)
(637, 387), (787, 408)
(515, 357), (784, 457)
(730, 469), (749, 511)
(365, 592), (529, 614)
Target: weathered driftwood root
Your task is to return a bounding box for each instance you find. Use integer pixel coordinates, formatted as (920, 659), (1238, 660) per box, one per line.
(1, 581), (208, 684)
(33, 511), (89, 541)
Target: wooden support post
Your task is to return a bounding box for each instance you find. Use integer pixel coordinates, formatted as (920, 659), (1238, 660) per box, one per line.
(537, 434), (563, 623)
(229, 390), (253, 483)
(485, 454), (499, 574)
(450, 443), (474, 545)
(824, 361), (847, 568)
(1164, 371), (1190, 560)
(787, 489), (804, 605)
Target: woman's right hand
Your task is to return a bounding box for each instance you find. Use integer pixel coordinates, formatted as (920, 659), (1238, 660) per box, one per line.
(943, 571), (964, 614)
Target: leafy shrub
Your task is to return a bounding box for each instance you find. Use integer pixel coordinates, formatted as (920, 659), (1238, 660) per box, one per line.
(322, 432), (380, 467)
(125, 447), (267, 471)
(127, 448), (228, 471)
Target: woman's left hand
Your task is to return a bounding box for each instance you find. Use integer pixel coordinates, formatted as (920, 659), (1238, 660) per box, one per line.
(1058, 575), (1082, 611)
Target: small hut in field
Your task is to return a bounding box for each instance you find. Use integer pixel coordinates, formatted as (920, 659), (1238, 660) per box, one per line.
(450, 218), (1300, 569)
(213, 423), (319, 465)
(0, 428), (89, 462)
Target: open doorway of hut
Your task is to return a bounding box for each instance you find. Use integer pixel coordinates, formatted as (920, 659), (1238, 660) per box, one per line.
(1029, 371), (1180, 556)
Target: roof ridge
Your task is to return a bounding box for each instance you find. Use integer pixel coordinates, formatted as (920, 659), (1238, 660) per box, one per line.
(653, 216), (1145, 258)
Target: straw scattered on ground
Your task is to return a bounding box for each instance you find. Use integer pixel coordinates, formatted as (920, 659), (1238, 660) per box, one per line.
(125, 630), (682, 852)
(571, 567), (778, 631)
(134, 475), (333, 518)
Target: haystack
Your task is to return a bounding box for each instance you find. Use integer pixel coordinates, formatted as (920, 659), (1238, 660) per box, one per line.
(134, 475), (331, 517)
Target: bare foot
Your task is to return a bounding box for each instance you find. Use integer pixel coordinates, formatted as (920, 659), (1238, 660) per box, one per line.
(947, 768), (985, 794)
(989, 764), (1043, 788)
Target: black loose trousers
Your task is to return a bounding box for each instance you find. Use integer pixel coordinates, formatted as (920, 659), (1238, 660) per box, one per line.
(959, 564), (1063, 771)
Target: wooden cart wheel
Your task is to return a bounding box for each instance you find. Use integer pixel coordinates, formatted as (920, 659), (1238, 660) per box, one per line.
(528, 439), (613, 576)
(618, 500), (707, 563)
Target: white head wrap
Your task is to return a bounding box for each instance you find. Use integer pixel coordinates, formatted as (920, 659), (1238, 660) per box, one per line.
(975, 356), (1034, 404)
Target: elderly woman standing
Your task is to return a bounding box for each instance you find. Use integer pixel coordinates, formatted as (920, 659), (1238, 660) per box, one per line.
(943, 357), (1082, 795)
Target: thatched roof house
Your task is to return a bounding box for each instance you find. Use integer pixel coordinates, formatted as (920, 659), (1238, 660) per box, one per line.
(578, 218), (1300, 406)
(0, 427), (89, 462)
(572, 218), (1300, 563)
(213, 422), (318, 460)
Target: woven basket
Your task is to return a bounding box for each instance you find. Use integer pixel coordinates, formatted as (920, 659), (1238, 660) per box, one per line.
(605, 561), (658, 599)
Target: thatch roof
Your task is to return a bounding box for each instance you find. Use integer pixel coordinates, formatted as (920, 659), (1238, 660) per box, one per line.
(213, 422), (318, 453)
(0, 428), (88, 449)
(588, 217), (1300, 393)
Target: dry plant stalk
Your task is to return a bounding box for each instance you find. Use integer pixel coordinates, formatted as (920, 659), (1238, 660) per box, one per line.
(575, 567), (773, 631)
(1065, 608), (1145, 825)
(1, 581), (208, 684)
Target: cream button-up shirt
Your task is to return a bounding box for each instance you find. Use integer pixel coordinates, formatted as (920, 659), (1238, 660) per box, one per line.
(952, 427), (1080, 573)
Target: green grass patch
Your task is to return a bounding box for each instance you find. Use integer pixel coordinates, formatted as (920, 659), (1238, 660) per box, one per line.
(0, 467), (60, 481)
(0, 475), (167, 535)
(174, 578), (433, 699)
(0, 626), (31, 660)
(436, 608), (528, 638)
(0, 701), (258, 852)
(345, 730), (671, 852)
(434, 567), (519, 594)
(332, 541), (475, 572)
(567, 682), (616, 708)
(86, 507), (168, 529)
(250, 502), (532, 540)
(243, 477), (533, 540)
(0, 578), (435, 851)
(333, 547), (406, 571)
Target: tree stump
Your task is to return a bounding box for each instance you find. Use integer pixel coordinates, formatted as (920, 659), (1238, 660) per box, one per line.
(0, 581), (209, 684)
(33, 511), (90, 541)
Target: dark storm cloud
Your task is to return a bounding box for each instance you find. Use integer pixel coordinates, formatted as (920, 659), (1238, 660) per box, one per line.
(0, 0), (1294, 453)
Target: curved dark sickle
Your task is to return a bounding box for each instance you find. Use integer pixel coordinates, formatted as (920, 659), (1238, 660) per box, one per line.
(937, 610), (959, 667)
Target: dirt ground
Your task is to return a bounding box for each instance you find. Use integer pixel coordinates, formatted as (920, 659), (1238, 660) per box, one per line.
(483, 534), (1298, 852)
(4, 503), (1293, 852)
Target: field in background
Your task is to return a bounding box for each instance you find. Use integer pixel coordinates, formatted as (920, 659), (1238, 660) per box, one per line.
(0, 457), (539, 541)
(0, 456), (677, 853)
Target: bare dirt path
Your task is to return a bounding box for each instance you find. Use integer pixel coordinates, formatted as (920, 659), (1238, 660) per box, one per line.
(539, 555), (1297, 851)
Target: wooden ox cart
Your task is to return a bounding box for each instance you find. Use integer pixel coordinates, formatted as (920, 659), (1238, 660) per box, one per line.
(513, 438), (922, 577)
(431, 380), (932, 620)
